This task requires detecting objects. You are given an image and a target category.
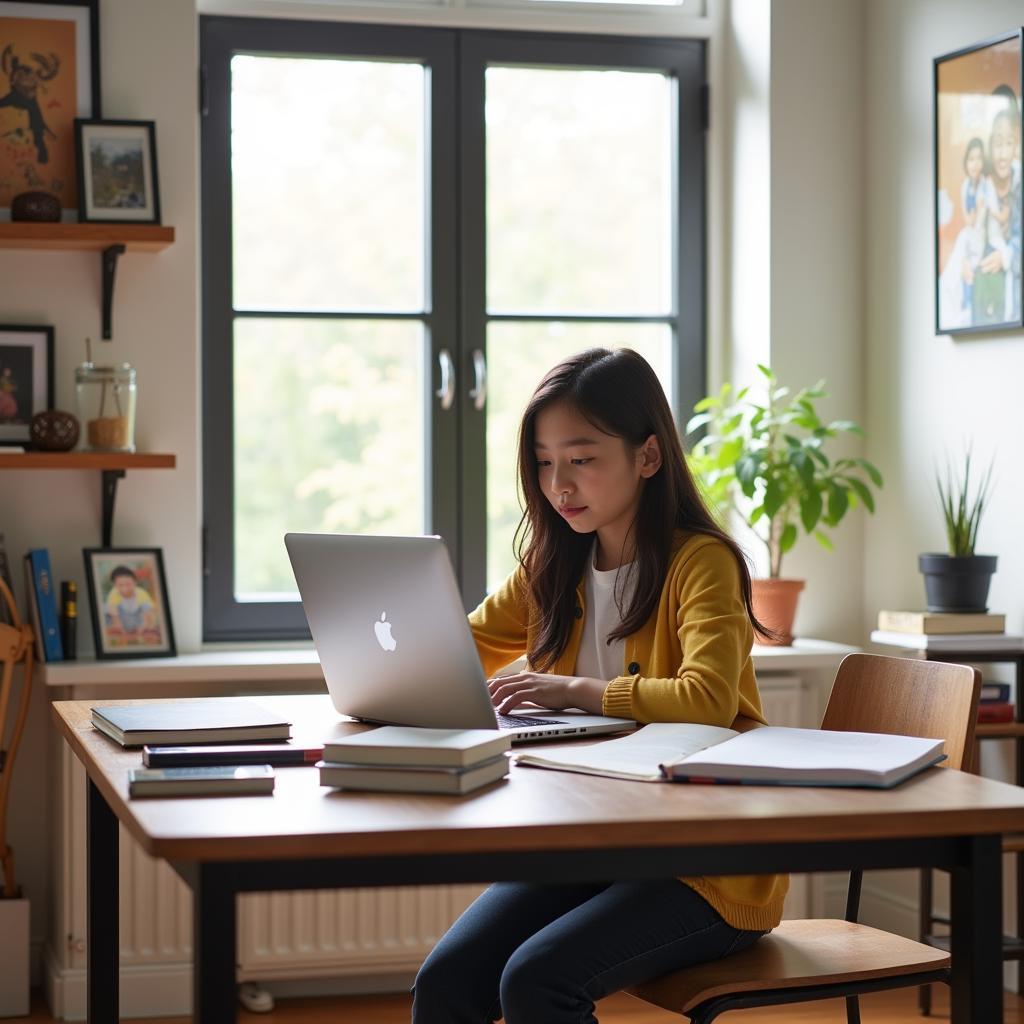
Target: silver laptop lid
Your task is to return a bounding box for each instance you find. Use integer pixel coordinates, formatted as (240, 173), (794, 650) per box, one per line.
(285, 533), (499, 730)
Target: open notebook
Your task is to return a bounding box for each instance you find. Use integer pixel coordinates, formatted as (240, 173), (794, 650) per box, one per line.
(513, 723), (947, 788)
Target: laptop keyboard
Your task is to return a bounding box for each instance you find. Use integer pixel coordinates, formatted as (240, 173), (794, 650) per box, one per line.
(496, 712), (567, 730)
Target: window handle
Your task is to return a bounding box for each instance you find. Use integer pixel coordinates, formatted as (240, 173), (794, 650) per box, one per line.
(435, 349), (454, 410)
(469, 348), (487, 411)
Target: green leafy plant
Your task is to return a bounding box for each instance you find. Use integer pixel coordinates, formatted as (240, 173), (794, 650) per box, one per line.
(936, 450), (993, 557)
(687, 364), (883, 578)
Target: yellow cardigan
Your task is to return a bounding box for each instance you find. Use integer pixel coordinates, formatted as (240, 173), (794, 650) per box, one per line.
(468, 531), (789, 932)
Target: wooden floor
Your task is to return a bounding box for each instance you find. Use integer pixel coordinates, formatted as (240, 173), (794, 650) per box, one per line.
(12, 986), (1024, 1023)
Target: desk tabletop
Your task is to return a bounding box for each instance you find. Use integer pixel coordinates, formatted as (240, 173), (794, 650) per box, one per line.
(52, 695), (1024, 863)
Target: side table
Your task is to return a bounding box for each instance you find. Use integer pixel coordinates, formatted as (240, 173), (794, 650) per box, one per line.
(870, 631), (1024, 1015)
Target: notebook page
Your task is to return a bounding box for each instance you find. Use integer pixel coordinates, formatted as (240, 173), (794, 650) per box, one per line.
(514, 722), (738, 781)
(673, 727), (944, 781)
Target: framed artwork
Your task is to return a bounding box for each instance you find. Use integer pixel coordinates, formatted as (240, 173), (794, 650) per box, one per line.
(0, 0), (101, 221)
(935, 30), (1023, 335)
(0, 324), (53, 444)
(82, 547), (176, 659)
(75, 118), (160, 223)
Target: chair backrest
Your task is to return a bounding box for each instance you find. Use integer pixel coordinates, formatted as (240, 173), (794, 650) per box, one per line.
(821, 653), (980, 771)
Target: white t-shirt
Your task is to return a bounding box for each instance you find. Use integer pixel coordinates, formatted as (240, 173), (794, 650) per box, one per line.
(573, 547), (637, 681)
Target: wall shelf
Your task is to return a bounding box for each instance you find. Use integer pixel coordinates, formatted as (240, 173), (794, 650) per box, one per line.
(0, 223), (174, 252)
(0, 223), (175, 339)
(0, 451), (176, 545)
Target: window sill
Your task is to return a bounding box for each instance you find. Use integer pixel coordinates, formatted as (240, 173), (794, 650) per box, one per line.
(39, 638), (857, 686)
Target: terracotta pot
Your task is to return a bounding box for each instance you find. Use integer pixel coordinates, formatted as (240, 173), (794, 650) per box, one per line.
(750, 578), (806, 647)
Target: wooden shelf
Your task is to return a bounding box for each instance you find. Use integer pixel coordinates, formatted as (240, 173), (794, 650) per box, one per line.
(0, 451), (175, 544)
(976, 721), (1024, 739)
(0, 222), (174, 252)
(0, 222), (175, 338)
(0, 451), (175, 470)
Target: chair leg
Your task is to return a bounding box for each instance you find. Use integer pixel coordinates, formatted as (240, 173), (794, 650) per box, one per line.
(846, 994), (861, 1024)
(918, 867), (933, 1016)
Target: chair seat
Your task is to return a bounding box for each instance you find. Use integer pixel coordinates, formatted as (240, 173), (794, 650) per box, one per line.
(626, 918), (951, 1015)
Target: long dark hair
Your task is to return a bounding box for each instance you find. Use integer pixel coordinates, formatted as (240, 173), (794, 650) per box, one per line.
(514, 348), (772, 670)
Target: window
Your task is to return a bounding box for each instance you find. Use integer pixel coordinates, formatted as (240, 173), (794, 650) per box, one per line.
(201, 16), (705, 640)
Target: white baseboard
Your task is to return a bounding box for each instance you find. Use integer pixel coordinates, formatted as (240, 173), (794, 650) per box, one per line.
(44, 946), (193, 1022)
(42, 943), (422, 1021)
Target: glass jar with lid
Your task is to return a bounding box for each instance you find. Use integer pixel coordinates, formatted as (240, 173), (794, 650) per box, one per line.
(75, 362), (137, 452)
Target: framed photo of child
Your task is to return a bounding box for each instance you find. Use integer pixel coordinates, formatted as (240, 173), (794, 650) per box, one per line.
(935, 30), (1023, 335)
(82, 547), (175, 659)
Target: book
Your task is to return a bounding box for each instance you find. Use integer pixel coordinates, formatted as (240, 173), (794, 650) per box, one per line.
(977, 702), (1014, 724)
(92, 699), (292, 747)
(128, 764), (275, 798)
(322, 726), (510, 768)
(981, 682), (1012, 704)
(871, 630), (1024, 653)
(143, 741), (323, 768)
(317, 755), (509, 794)
(22, 555), (43, 661)
(877, 610), (1005, 635)
(0, 532), (14, 627)
(25, 549), (62, 661)
(513, 722), (946, 788)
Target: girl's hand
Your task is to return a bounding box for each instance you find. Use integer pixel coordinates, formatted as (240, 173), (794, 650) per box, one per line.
(487, 672), (608, 715)
(980, 249), (1005, 273)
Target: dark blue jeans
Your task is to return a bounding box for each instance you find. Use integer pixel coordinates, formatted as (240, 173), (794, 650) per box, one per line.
(412, 879), (766, 1023)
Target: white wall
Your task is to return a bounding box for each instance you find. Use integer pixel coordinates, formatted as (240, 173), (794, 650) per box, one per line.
(862, 0), (1023, 962)
(722, 0), (867, 644)
(0, 0), (199, 973)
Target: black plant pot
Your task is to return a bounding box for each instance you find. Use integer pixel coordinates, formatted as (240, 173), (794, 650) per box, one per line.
(918, 553), (998, 613)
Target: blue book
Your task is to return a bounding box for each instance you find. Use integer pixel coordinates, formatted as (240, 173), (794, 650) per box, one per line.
(26, 549), (63, 662)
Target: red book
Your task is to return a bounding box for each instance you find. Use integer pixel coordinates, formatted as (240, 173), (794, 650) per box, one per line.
(977, 702), (1015, 724)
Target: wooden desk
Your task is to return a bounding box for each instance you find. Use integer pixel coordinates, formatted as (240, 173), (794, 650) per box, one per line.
(52, 695), (1024, 1024)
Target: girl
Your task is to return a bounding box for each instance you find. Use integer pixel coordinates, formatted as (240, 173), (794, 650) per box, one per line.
(412, 348), (787, 1024)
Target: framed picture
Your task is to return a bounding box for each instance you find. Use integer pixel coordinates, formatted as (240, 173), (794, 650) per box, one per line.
(0, 324), (54, 444)
(82, 547), (176, 659)
(0, 0), (100, 221)
(935, 30), (1023, 335)
(75, 118), (160, 223)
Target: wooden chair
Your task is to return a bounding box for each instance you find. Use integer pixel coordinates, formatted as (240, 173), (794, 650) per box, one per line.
(627, 652), (981, 1024)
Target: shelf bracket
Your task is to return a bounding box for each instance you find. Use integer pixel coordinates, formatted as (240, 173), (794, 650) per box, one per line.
(101, 469), (126, 547)
(101, 244), (127, 341)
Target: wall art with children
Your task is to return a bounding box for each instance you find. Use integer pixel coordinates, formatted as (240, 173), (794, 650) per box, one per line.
(936, 30), (1022, 334)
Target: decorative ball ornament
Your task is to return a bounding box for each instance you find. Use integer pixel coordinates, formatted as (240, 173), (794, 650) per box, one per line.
(11, 191), (61, 222)
(30, 410), (80, 451)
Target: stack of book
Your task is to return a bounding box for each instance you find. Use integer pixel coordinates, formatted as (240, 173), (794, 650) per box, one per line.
(318, 727), (511, 795)
(872, 610), (1023, 652)
(978, 682), (1014, 725)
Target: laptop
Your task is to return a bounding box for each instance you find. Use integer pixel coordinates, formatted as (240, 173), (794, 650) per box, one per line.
(285, 533), (637, 742)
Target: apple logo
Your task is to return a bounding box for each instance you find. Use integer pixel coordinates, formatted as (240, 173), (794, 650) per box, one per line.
(374, 611), (397, 652)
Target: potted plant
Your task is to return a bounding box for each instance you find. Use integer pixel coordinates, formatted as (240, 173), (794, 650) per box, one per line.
(687, 364), (883, 645)
(919, 451), (996, 612)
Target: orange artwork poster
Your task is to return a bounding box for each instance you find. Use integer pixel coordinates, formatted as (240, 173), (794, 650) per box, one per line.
(0, 16), (78, 209)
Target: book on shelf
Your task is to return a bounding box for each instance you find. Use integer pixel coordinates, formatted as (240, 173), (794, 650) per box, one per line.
(322, 726), (510, 769)
(317, 755), (509, 794)
(877, 610), (1005, 635)
(513, 722), (946, 788)
(127, 764), (275, 798)
(24, 548), (62, 661)
(0, 532), (14, 627)
(143, 741), (323, 768)
(977, 702), (1015, 725)
(870, 629), (1024, 652)
(981, 682), (1012, 704)
(92, 699), (292, 747)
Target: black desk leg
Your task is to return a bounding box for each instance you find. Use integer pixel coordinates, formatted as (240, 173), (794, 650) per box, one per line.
(950, 834), (1002, 1024)
(193, 863), (238, 1022)
(86, 779), (118, 1023)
